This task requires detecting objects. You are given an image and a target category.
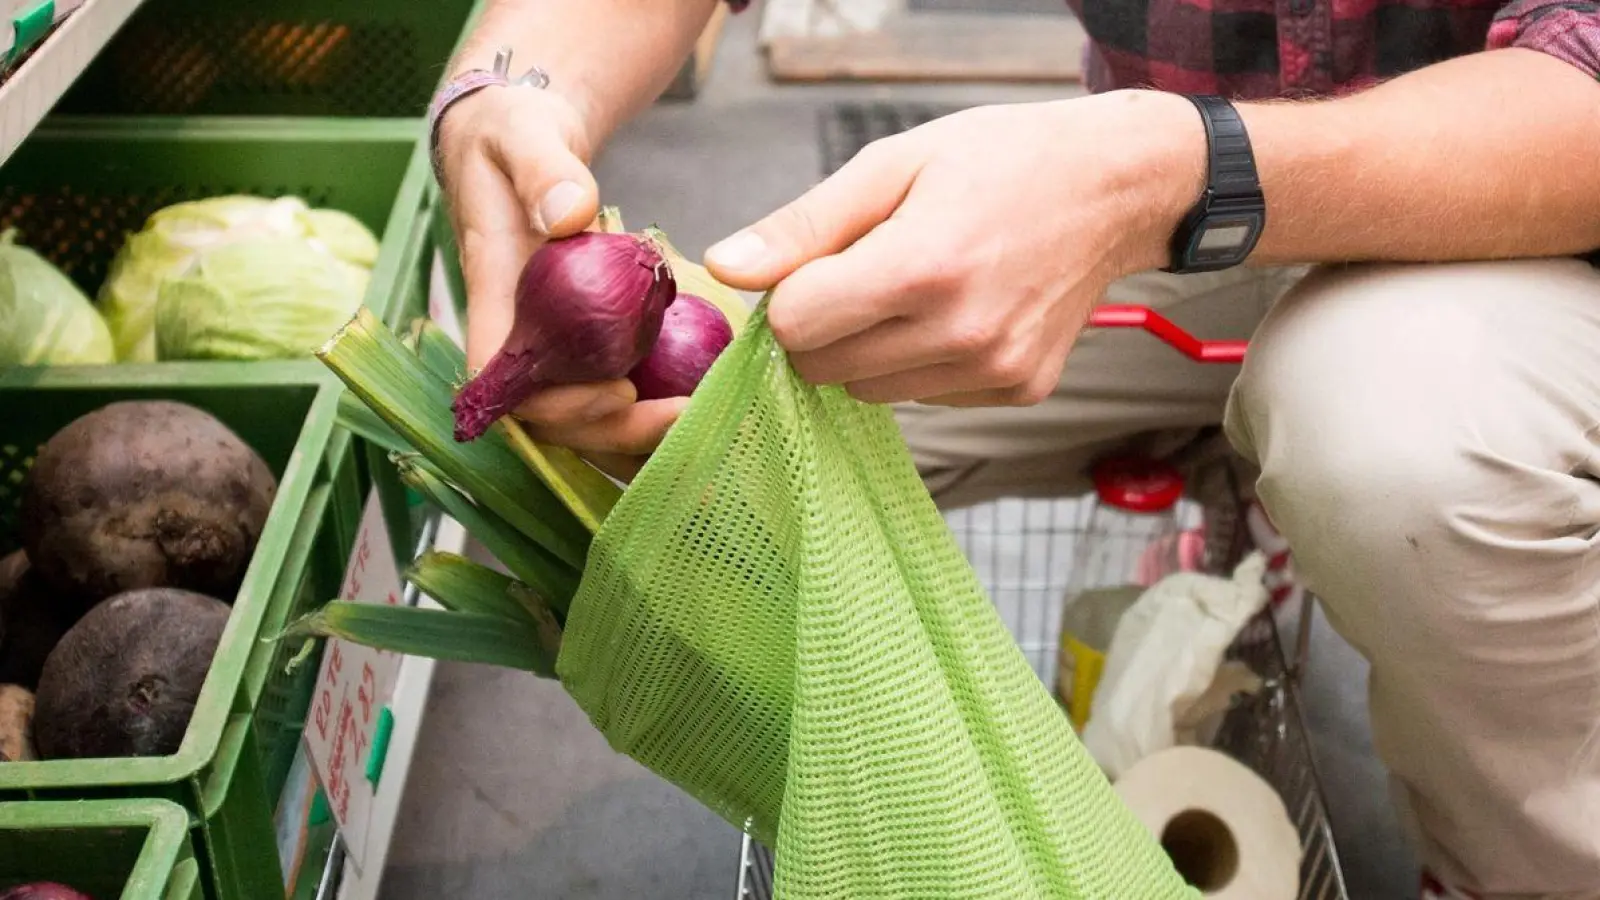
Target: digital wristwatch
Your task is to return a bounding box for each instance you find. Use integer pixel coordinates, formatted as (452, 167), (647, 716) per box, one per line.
(1164, 95), (1266, 274)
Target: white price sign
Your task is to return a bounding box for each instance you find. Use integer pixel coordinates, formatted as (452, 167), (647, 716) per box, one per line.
(303, 487), (405, 873)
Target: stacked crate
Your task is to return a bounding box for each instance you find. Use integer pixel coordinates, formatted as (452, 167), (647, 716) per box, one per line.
(0, 1), (485, 897)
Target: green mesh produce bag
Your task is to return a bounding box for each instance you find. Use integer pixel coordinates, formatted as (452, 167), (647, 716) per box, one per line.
(556, 300), (1199, 899)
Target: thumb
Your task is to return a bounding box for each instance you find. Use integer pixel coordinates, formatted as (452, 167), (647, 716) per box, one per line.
(704, 137), (922, 291)
(486, 117), (601, 239)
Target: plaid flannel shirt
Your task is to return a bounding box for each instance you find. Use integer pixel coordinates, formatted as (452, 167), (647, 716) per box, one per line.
(726, 0), (1599, 98)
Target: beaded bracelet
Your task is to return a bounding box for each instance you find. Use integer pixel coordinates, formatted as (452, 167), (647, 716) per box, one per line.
(427, 46), (550, 182)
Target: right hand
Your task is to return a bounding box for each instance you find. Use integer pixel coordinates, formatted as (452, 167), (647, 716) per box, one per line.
(437, 83), (688, 480)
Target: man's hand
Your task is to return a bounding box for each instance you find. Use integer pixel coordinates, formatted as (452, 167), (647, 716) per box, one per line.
(439, 83), (687, 477)
(704, 90), (1205, 406)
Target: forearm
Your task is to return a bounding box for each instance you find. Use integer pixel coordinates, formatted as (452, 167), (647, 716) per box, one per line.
(1122, 48), (1600, 273)
(450, 0), (720, 153)
(1239, 49), (1600, 265)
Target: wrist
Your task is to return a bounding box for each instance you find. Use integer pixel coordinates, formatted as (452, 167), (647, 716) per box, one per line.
(442, 45), (605, 159)
(431, 63), (600, 191)
(1094, 90), (1212, 276)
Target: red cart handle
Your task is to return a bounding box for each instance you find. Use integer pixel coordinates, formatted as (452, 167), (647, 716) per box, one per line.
(1086, 305), (1248, 364)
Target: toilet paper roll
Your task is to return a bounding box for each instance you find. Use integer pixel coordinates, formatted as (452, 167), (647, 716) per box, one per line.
(1114, 746), (1301, 900)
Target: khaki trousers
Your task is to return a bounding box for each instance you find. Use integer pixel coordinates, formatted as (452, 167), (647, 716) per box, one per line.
(895, 258), (1600, 899)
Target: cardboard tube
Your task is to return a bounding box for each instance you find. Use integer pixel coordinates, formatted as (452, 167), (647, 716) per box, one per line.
(1114, 746), (1301, 899)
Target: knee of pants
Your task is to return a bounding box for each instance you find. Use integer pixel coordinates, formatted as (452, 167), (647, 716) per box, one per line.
(1223, 259), (1600, 643)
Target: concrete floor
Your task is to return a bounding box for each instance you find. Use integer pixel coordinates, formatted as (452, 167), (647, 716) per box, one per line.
(383, 10), (1417, 899)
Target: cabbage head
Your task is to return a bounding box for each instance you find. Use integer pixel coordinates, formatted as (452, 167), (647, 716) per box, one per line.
(0, 231), (115, 366)
(100, 195), (379, 361)
(154, 237), (372, 362)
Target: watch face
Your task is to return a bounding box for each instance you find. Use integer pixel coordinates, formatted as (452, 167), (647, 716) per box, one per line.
(1196, 222), (1253, 251)
(1187, 213), (1262, 265)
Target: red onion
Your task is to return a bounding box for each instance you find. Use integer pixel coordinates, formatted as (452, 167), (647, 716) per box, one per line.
(628, 293), (734, 401)
(452, 232), (676, 441)
(0, 885), (92, 900)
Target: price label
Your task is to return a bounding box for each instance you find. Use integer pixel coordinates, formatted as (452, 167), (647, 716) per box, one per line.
(303, 487), (404, 872)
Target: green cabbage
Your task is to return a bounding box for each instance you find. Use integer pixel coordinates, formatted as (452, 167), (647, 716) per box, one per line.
(0, 230), (115, 366)
(154, 237), (372, 362)
(99, 195), (379, 361)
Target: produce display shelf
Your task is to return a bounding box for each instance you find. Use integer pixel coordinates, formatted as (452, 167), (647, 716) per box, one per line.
(0, 0), (145, 166)
(0, 799), (203, 900)
(0, 115), (427, 313)
(0, 156), (437, 900)
(0, 368), (343, 896)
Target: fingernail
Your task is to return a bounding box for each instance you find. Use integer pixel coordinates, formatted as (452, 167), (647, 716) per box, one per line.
(535, 181), (585, 234)
(705, 231), (768, 272)
(580, 391), (629, 421)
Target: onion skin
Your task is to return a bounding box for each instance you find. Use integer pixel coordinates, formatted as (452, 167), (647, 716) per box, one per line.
(628, 293), (734, 401)
(452, 232), (676, 441)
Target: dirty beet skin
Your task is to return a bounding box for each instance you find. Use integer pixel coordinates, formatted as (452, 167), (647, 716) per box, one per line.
(20, 400), (277, 608)
(32, 587), (231, 759)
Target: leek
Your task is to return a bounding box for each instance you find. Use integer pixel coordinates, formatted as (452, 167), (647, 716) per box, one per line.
(284, 602), (557, 676)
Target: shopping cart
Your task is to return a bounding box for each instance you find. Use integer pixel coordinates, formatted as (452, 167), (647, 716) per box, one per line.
(732, 306), (1352, 900)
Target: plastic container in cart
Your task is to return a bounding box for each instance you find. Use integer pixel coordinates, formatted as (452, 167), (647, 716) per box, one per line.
(1, 799), (203, 900)
(1055, 456), (1201, 730)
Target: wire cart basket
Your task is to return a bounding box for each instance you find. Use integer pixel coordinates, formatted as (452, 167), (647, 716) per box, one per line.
(732, 309), (1352, 900)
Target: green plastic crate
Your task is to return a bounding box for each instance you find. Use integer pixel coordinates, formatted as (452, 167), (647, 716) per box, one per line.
(0, 115), (430, 327)
(249, 197), (442, 801)
(0, 800), (202, 900)
(0, 112), (437, 573)
(56, 0), (481, 117)
(0, 175), (439, 899)
(0, 366), (387, 900)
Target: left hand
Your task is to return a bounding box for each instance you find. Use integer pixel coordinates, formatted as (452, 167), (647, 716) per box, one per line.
(704, 89), (1206, 406)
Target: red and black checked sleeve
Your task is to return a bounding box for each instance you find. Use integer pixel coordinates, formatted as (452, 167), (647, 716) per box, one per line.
(1487, 0), (1600, 79)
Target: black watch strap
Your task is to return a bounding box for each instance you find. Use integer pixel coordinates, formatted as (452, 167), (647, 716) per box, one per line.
(1164, 95), (1266, 274)
(1192, 95), (1260, 200)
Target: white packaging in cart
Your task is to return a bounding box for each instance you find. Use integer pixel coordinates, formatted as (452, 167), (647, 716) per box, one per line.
(1081, 551), (1270, 780)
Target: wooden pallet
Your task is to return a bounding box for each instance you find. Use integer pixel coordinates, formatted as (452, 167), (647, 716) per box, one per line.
(760, 0), (1085, 83)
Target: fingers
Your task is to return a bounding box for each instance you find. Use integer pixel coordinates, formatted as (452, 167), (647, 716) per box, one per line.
(764, 217), (935, 354)
(834, 310), (1078, 406)
(436, 89), (681, 464)
(904, 329), (1078, 408)
(847, 359), (1059, 407)
(455, 154), (538, 372)
(703, 135), (925, 291)
(512, 379), (634, 425)
(442, 90), (599, 371)
(518, 396), (690, 457)
(785, 315), (954, 385)
(582, 451), (646, 483)
(485, 113), (600, 238)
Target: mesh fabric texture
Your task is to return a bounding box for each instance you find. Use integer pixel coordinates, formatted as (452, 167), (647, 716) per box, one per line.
(556, 304), (1198, 899)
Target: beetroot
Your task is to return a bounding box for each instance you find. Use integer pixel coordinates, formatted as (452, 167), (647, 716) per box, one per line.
(32, 587), (230, 760)
(20, 400), (276, 609)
